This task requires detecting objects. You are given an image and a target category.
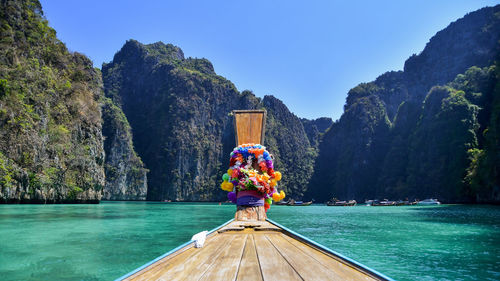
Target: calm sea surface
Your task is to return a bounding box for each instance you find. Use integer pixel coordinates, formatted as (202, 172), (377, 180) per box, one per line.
(1, 202), (499, 281)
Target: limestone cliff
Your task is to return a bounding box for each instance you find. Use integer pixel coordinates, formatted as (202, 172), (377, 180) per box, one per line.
(301, 117), (333, 148)
(307, 5), (500, 203)
(0, 0), (104, 203)
(101, 98), (148, 200)
(102, 41), (319, 200)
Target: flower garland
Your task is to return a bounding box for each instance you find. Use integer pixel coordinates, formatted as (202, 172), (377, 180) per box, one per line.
(220, 143), (285, 211)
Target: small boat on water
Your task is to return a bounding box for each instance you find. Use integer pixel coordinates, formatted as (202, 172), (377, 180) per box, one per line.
(117, 219), (394, 281)
(366, 199), (417, 206)
(327, 199), (357, 206)
(417, 198), (441, 205)
(371, 199), (396, 206)
(287, 199), (313, 206)
(395, 200), (418, 206)
(276, 200), (289, 205)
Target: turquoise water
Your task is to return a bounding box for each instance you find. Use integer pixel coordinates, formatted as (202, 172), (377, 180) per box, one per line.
(0, 203), (499, 280)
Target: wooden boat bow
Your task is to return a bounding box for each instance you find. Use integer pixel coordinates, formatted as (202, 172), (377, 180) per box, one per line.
(117, 219), (394, 281)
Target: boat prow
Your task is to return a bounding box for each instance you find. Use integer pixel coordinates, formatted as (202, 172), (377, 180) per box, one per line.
(116, 219), (394, 281)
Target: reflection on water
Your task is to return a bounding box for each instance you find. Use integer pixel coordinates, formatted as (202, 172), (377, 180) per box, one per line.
(0, 202), (499, 281)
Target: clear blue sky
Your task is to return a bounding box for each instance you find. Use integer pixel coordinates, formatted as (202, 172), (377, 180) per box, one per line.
(40, 0), (497, 120)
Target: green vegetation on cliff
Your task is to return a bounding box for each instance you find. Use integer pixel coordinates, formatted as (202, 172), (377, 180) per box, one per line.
(2, 1), (498, 204)
(460, 65), (500, 202)
(102, 41), (320, 201)
(101, 97), (148, 200)
(307, 5), (500, 203)
(262, 95), (318, 199)
(0, 0), (105, 202)
(301, 117), (333, 148)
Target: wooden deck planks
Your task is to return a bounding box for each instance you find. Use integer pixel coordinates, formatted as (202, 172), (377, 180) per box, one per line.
(125, 245), (196, 281)
(266, 233), (345, 281)
(199, 234), (248, 281)
(126, 234), (223, 281)
(123, 220), (382, 281)
(280, 234), (375, 281)
(150, 234), (237, 281)
(254, 233), (303, 281)
(236, 234), (263, 281)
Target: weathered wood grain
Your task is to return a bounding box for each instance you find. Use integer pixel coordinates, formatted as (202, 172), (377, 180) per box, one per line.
(125, 234), (222, 280)
(124, 220), (382, 281)
(267, 233), (345, 281)
(254, 233), (303, 281)
(150, 234), (236, 281)
(233, 110), (265, 145)
(280, 234), (375, 281)
(236, 234), (264, 281)
(199, 234), (248, 281)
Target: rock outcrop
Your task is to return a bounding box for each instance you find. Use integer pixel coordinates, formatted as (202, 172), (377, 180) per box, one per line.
(307, 5), (500, 203)
(101, 97), (148, 200)
(2, 1), (497, 204)
(0, 0), (105, 203)
(102, 41), (319, 201)
(301, 117), (333, 148)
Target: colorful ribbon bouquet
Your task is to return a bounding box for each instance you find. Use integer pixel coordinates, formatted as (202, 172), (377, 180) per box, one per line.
(220, 143), (285, 211)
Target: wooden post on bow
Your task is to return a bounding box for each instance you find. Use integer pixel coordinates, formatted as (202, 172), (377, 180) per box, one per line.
(232, 110), (267, 221)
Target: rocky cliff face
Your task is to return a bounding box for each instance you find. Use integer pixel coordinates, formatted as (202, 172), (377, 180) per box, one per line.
(308, 94), (392, 201)
(0, 0), (104, 203)
(103, 40), (248, 201)
(307, 5), (500, 203)
(3, 1), (496, 204)
(262, 95), (317, 198)
(404, 6), (500, 100)
(101, 97), (147, 200)
(301, 117), (333, 148)
(102, 41), (319, 201)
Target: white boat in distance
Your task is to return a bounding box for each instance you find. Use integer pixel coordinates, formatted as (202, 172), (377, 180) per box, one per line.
(418, 198), (441, 205)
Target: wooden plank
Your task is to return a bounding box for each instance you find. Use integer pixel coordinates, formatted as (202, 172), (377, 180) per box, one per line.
(236, 234), (264, 281)
(234, 110), (265, 145)
(127, 249), (194, 281)
(280, 234), (376, 281)
(126, 244), (197, 281)
(254, 233), (303, 281)
(266, 233), (345, 281)
(249, 113), (263, 144)
(219, 221), (265, 232)
(125, 221), (380, 281)
(235, 113), (250, 144)
(150, 234), (237, 281)
(199, 234), (248, 281)
(127, 234), (223, 280)
(223, 220), (280, 232)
